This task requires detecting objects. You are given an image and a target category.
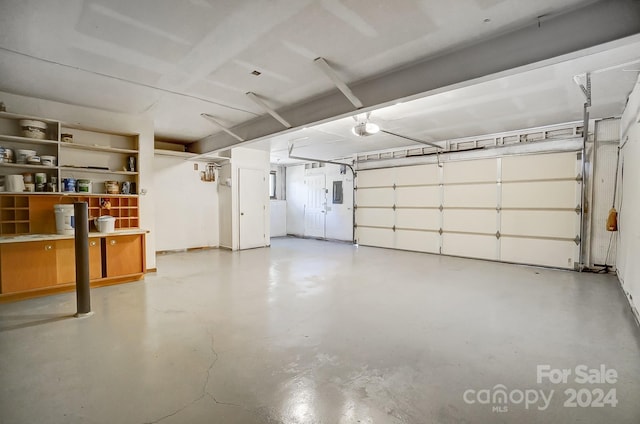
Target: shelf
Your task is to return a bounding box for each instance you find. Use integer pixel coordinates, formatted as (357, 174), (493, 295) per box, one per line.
(154, 149), (196, 158)
(0, 111), (61, 126)
(0, 134), (59, 145)
(60, 143), (138, 155)
(0, 163), (58, 171)
(59, 166), (138, 176)
(0, 192), (138, 198)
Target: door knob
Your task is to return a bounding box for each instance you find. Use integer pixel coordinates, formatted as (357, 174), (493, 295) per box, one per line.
(110, 240), (116, 245)
(241, 212), (244, 216)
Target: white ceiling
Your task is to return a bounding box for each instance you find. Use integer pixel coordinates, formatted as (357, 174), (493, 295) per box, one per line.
(0, 0), (638, 162)
(261, 41), (640, 163)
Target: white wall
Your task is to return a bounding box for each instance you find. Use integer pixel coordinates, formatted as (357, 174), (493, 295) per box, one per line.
(618, 75), (640, 319)
(285, 163), (354, 242)
(153, 155), (218, 251)
(270, 200), (287, 237)
(217, 163), (233, 249)
(0, 91), (156, 269)
(286, 164), (306, 236)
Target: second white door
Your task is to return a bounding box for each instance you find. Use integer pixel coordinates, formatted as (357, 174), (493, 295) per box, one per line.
(304, 174), (326, 238)
(239, 168), (267, 250)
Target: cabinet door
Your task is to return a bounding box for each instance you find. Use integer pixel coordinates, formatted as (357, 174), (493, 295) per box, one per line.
(55, 238), (103, 284)
(55, 239), (75, 285)
(0, 241), (57, 293)
(105, 234), (143, 277)
(89, 238), (103, 280)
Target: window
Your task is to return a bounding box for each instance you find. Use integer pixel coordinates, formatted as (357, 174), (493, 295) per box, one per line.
(269, 171), (277, 199)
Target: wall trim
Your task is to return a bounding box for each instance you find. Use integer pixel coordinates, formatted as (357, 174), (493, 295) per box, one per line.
(617, 272), (640, 328)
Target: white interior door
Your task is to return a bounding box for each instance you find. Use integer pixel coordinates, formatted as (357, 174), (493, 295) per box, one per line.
(239, 168), (266, 250)
(304, 174), (326, 238)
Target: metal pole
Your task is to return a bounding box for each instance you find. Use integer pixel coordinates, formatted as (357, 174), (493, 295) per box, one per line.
(74, 202), (92, 317)
(579, 105), (589, 271)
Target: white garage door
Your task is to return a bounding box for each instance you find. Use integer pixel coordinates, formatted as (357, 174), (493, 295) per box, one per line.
(355, 152), (582, 269)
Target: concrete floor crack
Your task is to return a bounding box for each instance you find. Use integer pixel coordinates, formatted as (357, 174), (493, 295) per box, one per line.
(143, 322), (219, 423)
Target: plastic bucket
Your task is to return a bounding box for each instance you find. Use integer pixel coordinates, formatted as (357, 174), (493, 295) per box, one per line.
(77, 179), (91, 193)
(95, 215), (115, 233)
(54, 204), (75, 235)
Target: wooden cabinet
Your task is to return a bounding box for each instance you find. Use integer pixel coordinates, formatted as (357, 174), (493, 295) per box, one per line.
(55, 238), (102, 284)
(0, 240), (57, 293)
(0, 111), (145, 302)
(0, 232), (143, 299)
(105, 234), (144, 277)
(55, 239), (75, 285)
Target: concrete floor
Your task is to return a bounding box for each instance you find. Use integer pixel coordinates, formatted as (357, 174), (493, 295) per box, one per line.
(0, 237), (639, 424)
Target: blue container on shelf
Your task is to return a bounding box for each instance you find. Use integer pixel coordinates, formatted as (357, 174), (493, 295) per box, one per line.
(62, 178), (76, 192)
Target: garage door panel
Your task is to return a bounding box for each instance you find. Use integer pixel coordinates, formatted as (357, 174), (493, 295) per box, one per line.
(501, 210), (578, 239)
(443, 184), (497, 207)
(357, 188), (394, 206)
(502, 181), (577, 209)
(356, 208), (394, 227)
(502, 152), (578, 181)
(501, 238), (577, 269)
(395, 164), (439, 185)
(442, 233), (497, 260)
(395, 230), (439, 253)
(444, 159), (497, 183)
(396, 209), (440, 230)
(443, 210), (497, 234)
(396, 186), (439, 207)
(357, 227), (394, 249)
(357, 168), (395, 188)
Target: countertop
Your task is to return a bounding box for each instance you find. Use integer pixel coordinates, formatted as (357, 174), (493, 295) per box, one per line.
(0, 229), (147, 244)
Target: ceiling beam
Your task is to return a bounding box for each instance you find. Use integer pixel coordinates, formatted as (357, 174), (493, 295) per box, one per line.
(314, 57), (363, 109)
(200, 113), (244, 142)
(245, 92), (292, 128)
(192, 0), (640, 154)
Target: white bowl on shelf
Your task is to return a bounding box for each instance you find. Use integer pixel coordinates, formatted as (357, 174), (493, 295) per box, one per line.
(15, 149), (37, 164)
(18, 119), (48, 139)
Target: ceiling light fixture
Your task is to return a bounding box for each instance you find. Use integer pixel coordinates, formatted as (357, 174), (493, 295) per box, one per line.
(352, 121), (380, 137)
